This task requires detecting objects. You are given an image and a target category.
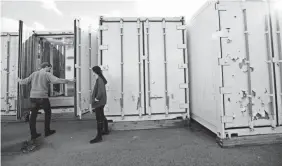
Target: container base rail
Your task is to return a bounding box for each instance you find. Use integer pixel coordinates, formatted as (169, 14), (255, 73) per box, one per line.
(216, 132), (282, 148)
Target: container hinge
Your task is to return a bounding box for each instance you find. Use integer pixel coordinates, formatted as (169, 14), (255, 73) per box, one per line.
(265, 57), (276, 63)
(99, 45), (108, 50)
(177, 44), (186, 49)
(218, 58), (230, 66)
(100, 65), (109, 71)
(162, 19), (166, 28)
(74, 64), (81, 69)
(177, 25), (186, 30)
(137, 20), (141, 29)
(120, 20), (124, 29)
(145, 19), (150, 28)
(267, 93), (275, 97)
(212, 30), (229, 39)
(221, 116), (234, 123)
(99, 25), (108, 31)
(142, 55), (147, 60)
(215, 3), (227, 11)
(179, 83), (189, 89)
(179, 103), (189, 109)
(267, 58), (282, 63)
(274, 60), (282, 63)
(178, 63), (188, 69)
(219, 87), (232, 94)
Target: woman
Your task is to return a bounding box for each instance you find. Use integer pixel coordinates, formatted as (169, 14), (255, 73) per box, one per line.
(90, 66), (109, 144)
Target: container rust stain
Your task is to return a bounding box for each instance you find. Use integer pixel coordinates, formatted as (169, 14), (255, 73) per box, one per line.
(231, 57), (239, 62)
(238, 58), (254, 73)
(251, 90), (271, 120)
(253, 110), (270, 120)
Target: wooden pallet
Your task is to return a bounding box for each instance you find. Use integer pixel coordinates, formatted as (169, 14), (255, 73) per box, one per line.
(216, 134), (282, 148)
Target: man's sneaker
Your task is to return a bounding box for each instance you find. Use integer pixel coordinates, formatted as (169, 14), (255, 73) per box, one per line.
(31, 133), (41, 140)
(45, 130), (56, 137)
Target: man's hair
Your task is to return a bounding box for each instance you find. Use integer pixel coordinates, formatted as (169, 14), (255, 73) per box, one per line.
(40, 62), (52, 69)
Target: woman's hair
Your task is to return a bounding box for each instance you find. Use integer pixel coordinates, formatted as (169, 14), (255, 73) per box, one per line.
(92, 66), (107, 84)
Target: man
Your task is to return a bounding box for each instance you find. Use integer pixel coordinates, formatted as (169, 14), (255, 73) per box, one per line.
(18, 62), (74, 140)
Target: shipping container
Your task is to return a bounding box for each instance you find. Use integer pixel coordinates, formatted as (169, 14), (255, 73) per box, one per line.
(0, 23), (37, 118)
(1, 32), (19, 116)
(1, 20), (77, 119)
(96, 17), (189, 122)
(18, 30), (76, 119)
(187, 0), (282, 144)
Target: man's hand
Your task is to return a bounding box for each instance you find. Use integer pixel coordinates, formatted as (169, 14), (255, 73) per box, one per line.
(17, 78), (22, 83)
(65, 79), (75, 84)
(95, 98), (99, 102)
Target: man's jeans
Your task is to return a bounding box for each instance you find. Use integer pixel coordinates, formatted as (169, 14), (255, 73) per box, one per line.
(29, 98), (52, 138)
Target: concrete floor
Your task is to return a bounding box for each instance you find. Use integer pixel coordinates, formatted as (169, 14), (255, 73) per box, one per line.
(1, 120), (282, 166)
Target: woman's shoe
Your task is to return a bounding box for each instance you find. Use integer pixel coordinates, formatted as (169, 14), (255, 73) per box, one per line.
(90, 136), (102, 144)
(90, 121), (103, 144)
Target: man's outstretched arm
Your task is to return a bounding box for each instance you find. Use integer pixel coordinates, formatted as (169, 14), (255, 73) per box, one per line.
(46, 72), (74, 84)
(18, 73), (34, 85)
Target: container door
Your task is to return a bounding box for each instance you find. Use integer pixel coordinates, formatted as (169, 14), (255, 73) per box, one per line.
(99, 19), (145, 119)
(88, 27), (99, 115)
(144, 19), (188, 116)
(1, 33), (19, 116)
(17, 20), (23, 119)
(74, 19), (81, 117)
(74, 19), (97, 119)
(217, 1), (277, 129)
(17, 20), (35, 120)
(74, 19), (89, 118)
(272, 6), (282, 126)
